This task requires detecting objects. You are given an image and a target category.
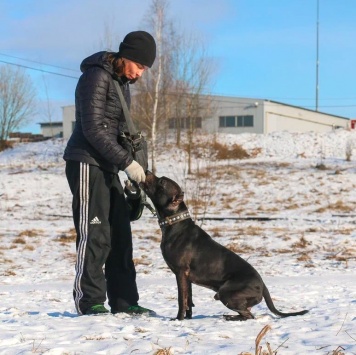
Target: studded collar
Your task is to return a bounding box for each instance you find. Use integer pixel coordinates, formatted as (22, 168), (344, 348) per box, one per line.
(158, 210), (191, 227)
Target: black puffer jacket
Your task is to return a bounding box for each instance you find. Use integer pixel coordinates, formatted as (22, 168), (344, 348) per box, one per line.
(63, 51), (133, 173)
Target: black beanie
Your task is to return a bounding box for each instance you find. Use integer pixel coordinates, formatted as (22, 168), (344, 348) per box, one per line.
(118, 31), (156, 68)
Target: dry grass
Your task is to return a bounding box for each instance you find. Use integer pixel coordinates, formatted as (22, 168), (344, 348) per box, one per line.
(273, 248), (294, 254)
(239, 324), (285, 355)
(18, 229), (43, 238)
(315, 163), (328, 170)
(227, 243), (255, 254)
(133, 256), (151, 266)
(12, 237), (26, 244)
(186, 197), (208, 210)
(153, 348), (173, 355)
(291, 236), (311, 249)
(206, 226), (223, 238)
(315, 200), (354, 213)
(212, 141), (250, 160)
(297, 253), (312, 262)
(65, 252), (77, 263)
(249, 147), (263, 158)
(137, 234), (161, 243)
(1, 269), (16, 276)
(244, 226), (263, 236)
(56, 228), (76, 243)
(0, 257), (13, 264)
(0, 140), (14, 152)
(23, 245), (35, 251)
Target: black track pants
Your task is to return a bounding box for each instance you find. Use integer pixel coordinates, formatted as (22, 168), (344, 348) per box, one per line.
(65, 161), (139, 314)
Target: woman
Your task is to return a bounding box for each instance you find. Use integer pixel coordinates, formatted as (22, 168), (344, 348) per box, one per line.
(63, 31), (156, 315)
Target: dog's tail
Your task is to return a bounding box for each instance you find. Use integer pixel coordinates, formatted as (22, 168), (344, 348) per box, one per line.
(263, 283), (309, 317)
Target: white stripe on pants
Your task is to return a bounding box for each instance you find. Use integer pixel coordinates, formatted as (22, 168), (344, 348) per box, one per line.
(73, 162), (89, 314)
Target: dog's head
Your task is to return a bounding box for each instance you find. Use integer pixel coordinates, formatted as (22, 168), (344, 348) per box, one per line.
(141, 171), (185, 216)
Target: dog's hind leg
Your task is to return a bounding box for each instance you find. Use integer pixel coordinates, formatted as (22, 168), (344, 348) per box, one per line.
(217, 280), (260, 321)
(223, 308), (254, 321)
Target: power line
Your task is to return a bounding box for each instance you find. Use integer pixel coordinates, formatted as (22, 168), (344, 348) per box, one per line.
(0, 52), (79, 73)
(0, 57), (354, 110)
(0, 59), (80, 80)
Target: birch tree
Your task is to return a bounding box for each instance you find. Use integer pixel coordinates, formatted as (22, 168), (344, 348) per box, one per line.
(131, 0), (174, 174)
(126, 0), (214, 174)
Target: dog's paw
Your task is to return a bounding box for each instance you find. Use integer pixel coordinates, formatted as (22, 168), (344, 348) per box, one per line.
(223, 314), (248, 321)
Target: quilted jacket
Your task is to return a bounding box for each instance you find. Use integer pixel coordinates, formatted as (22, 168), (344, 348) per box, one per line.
(63, 51), (133, 173)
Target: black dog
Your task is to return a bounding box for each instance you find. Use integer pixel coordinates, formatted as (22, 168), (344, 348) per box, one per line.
(141, 172), (309, 321)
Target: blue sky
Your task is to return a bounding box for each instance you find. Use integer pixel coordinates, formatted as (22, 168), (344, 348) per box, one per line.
(1, 0), (355, 133)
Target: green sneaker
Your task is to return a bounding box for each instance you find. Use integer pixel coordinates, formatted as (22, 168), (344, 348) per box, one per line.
(125, 305), (156, 316)
(84, 304), (110, 315)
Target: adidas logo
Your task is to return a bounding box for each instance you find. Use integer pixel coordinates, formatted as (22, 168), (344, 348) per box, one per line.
(89, 216), (101, 225)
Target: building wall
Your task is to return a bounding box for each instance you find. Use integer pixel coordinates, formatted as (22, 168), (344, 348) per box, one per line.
(41, 125), (63, 138)
(62, 106), (76, 139)
(202, 96), (265, 134)
(61, 98), (351, 138)
(263, 101), (350, 133)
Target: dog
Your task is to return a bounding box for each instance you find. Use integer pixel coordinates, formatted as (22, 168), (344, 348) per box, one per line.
(141, 171), (309, 321)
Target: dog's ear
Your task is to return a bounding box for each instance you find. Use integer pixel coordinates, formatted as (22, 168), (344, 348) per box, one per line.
(168, 193), (184, 210)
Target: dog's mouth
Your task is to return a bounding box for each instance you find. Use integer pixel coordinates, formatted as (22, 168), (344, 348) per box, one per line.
(140, 170), (155, 191)
(139, 180), (153, 195)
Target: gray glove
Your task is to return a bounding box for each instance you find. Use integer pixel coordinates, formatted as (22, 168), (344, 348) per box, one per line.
(124, 160), (146, 183)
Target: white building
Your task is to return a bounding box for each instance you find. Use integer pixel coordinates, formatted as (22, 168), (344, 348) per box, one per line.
(38, 122), (63, 138)
(61, 96), (352, 139)
(62, 106), (76, 140)
(199, 96), (351, 134)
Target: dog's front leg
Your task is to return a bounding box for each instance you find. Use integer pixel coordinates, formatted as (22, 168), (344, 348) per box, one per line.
(185, 281), (194, 319)
(175, 271), (190, 320)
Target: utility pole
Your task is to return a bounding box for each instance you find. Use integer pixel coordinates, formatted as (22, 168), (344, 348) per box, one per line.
(316, 0), (320, 111)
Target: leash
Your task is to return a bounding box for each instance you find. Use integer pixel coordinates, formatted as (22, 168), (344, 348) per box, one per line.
(142, 200), (157, 216)
(140, 189), (157, 217)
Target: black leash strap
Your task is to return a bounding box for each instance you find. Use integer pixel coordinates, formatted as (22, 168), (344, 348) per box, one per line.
(114, 80), (157, 216)
(113, 80), (137, 135)
(140, 189), (157, 216)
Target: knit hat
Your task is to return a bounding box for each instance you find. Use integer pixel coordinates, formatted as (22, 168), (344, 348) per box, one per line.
(118, 31), (156, 68)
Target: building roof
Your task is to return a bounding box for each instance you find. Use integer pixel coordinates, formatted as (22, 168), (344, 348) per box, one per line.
(265, 99), (351, 120)
(38, 122), (63, 127)
(208, 95), (351, 120)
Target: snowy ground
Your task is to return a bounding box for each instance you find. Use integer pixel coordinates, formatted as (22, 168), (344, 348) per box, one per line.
(0, 130), (355, 354)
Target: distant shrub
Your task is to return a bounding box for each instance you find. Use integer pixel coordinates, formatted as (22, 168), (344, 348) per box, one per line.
(212, 141), (250, 160)
(315, 163), (327, 170)
(345, 138), (355, 161)
(0, 140), (14, 152)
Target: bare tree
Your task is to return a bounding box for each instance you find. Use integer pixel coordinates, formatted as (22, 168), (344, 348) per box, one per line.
(170, 33), (214, 173)
(96, 0), (214, 174)
(42, 75), (55, 137)
(0, 65), (36, 148)
(97, 21), (121, 52)
(131, 0), (174, 174)
(131, 0), (214, 174)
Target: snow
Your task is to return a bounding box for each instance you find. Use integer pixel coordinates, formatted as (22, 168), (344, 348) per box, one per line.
(0, 130), (355, 355)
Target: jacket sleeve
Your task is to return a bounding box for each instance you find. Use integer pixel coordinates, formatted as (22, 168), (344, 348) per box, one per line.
(76, 68), (133, 170)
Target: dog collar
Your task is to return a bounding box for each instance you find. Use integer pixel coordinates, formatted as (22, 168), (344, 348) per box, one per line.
(158, 210), (191, 227)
